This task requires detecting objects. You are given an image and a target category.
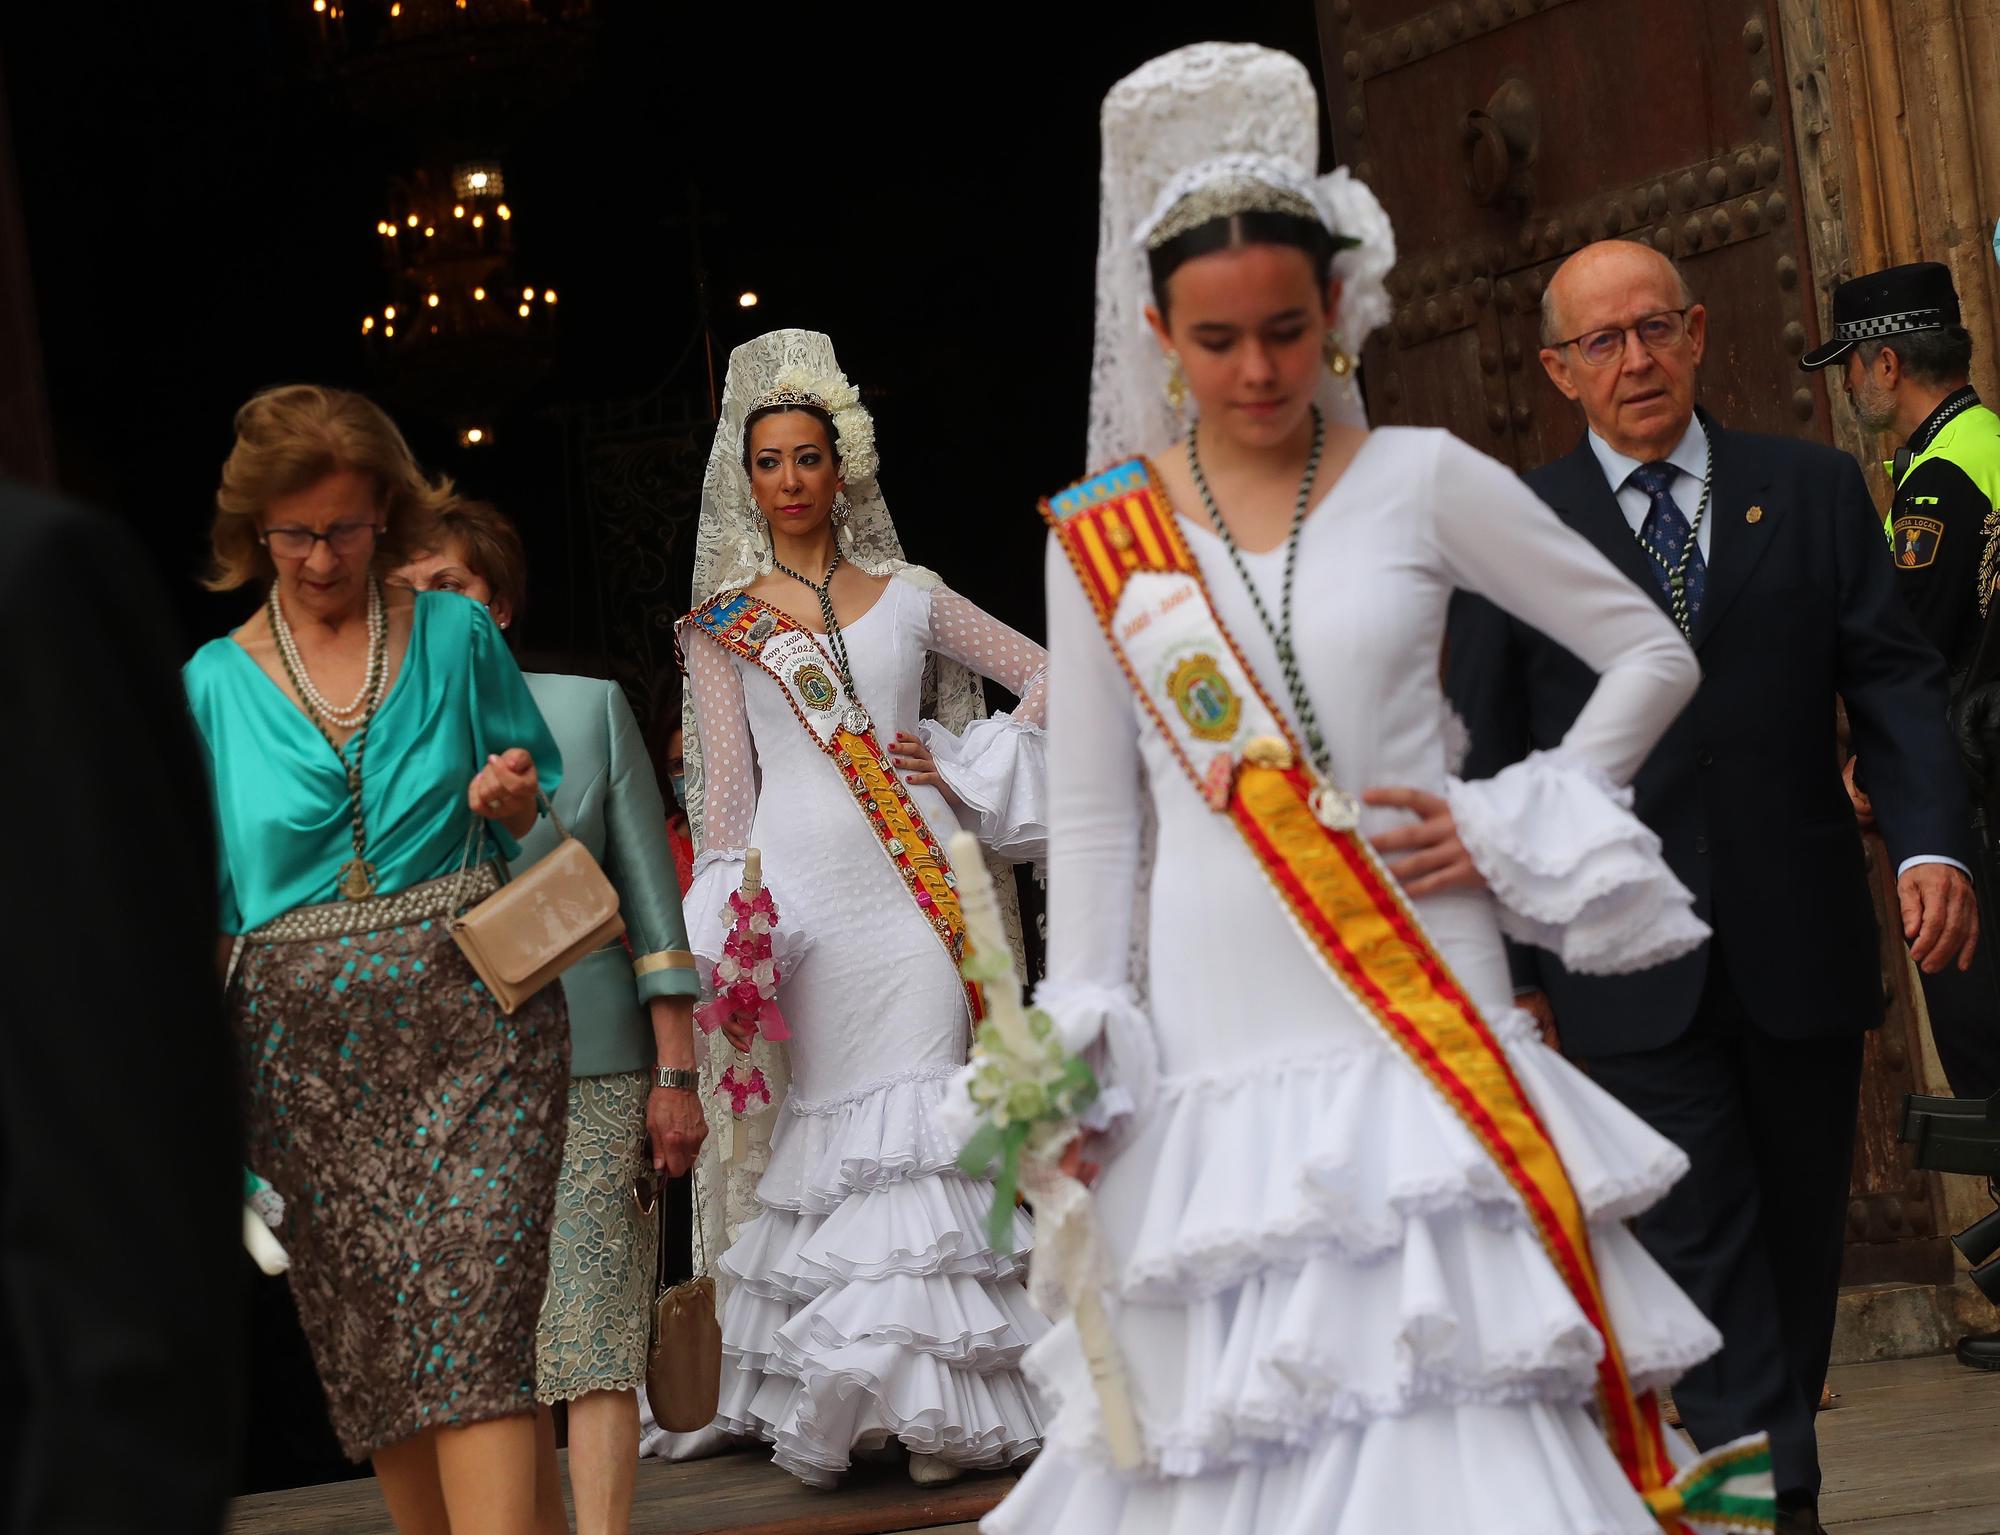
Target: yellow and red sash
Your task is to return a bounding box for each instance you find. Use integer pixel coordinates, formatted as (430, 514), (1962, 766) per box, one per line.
(1044, 457), (1698, 1526)
(683, 591), (982, 1021)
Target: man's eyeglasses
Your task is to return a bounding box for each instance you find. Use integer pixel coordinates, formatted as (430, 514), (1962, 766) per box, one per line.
(260, 521), (382, 559)
(1552, 308), (1693, 368)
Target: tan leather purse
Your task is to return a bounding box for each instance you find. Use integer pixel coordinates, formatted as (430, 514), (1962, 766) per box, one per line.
(449, 796), (625, 1015)
(646, 1167), (722, 1432)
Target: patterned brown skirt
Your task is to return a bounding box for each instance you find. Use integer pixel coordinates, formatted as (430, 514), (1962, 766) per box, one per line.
(233, 877), (569, 1460)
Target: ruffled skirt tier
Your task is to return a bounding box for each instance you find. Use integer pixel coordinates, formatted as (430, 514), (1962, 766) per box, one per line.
(985, 1010), (1718, 1533)
(714, 1068), (1046, 1486)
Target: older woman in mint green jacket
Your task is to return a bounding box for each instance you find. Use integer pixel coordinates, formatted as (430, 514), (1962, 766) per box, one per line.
(398, 502), (702, 1535)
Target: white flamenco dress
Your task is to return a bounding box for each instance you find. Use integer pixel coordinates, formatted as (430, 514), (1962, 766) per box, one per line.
(682, 570), (1051, 1486)
(986, 426), (1723, 1535)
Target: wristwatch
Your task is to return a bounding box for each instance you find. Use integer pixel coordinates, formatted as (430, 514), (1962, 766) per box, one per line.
(655, 1066), (698, 1092)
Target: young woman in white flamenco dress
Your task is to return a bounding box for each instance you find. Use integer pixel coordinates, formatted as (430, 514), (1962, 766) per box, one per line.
(981, 44), (1756, 1535)
(676, 329), (1050, 1488)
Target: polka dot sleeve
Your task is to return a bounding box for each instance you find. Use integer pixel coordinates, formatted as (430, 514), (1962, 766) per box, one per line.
(926, 587), (1049, 725)
(683, 627), (757, 856)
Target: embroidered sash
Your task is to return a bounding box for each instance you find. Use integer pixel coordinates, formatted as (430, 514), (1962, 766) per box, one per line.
(1044, 457), (1698, 1524)
(684, 591), (982, 1020)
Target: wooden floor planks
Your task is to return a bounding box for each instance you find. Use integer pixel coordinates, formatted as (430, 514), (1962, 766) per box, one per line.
(226, 1446), (1011, 1535)
(226, 1354), (2000, 1533)
(1822, 1354), (2000, 1533)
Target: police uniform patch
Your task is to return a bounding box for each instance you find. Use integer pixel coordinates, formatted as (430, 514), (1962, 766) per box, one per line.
(1893, 514), (1945, 569)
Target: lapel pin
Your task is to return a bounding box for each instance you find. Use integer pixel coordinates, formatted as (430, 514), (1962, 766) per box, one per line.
(1746, 505), (1764, 524)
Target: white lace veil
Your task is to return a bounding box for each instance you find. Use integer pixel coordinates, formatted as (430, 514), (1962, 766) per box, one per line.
(682, 328), (1028, 1268)
(1088, 42), (1397, 466)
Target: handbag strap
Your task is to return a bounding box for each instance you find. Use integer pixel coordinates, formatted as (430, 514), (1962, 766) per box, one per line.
(452, 788), (570, 917)
(656, 1160), (711, 1297)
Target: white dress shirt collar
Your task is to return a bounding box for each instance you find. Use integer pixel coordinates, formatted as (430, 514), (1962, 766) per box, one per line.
(1588, 414), (1714, 559)
(1587, 414), (1709, 510)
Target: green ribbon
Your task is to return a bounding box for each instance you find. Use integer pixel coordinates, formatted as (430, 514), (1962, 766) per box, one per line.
(958, 1122), (1032, 1249)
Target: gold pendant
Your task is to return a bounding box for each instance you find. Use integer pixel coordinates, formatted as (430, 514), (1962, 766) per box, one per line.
(1244, 735), (1295, 770)
(338, 858), (377, 900)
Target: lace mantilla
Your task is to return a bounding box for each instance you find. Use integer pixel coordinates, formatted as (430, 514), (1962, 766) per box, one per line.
(1088, 44), (1398, 467)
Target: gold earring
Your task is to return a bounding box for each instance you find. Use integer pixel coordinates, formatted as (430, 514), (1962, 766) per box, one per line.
(1165, 350), (1187, 412)
(1324, 334), (1354, 377)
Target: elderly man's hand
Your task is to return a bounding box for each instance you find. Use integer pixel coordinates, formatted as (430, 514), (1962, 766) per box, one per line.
(1900, 863), (1979, 975)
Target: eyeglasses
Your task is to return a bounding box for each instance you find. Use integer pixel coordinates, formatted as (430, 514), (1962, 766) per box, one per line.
(260, 521), (382, 559)
(1553, 308), (1693, 368)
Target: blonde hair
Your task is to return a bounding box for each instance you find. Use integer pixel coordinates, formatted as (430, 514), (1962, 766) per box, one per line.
(205, 383), (453, 591)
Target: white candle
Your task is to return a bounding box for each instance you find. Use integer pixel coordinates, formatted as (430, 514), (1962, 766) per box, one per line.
(948, 831), (1035, 1057)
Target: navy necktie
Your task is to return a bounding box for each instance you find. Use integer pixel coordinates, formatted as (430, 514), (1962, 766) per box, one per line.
(1628, 460), (1706, 625)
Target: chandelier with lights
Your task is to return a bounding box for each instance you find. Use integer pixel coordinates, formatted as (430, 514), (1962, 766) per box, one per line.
(360, 160), (555, 356)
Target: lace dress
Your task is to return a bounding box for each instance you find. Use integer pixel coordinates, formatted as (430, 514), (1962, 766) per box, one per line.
(986, 428), (1721, 1535)
(681, 570), (1050, 1485)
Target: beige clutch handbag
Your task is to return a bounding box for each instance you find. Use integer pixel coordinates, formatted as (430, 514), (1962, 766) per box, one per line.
(449, 795), (625, 1015)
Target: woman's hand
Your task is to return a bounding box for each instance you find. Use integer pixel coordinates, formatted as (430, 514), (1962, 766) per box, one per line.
(1842, 756), (1877, 829)
(889, 732), (962, 806)
(720, 1012), (759, 1053)
(1059, 1131), (1104, 1188)
(646, 1085), (708, 1177)
(469, 747), (540, 838)
(1363, 786), (1487, 897)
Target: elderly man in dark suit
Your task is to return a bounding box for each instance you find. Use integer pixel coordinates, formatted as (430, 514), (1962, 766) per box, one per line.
(1446, 239), (1977, 1535)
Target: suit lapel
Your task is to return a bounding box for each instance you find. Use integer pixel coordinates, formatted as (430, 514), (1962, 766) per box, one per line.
(1544, 438), (1673, 622)
(1690, 411), (1779, 649)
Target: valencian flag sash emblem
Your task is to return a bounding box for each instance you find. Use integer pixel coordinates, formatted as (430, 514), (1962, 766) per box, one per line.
(1043, 457), (1774, 1534)
(681, 592), (982, 1021)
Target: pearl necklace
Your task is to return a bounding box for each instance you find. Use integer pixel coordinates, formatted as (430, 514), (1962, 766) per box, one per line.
(267, 577), (387, 730)
(267, 576), (391, 898)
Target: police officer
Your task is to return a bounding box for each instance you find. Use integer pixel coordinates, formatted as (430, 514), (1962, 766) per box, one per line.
(1806, 264), (1999, 661)
(1805, 262), (2000, 1369)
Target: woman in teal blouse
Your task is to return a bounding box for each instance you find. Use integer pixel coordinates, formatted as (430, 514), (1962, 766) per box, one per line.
(184, 386), (567, 1535)
(397, 499), (704, 1535)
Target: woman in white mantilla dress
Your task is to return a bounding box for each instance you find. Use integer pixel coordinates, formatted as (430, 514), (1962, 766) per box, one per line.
(984, 45), (1740, 1535)
(675, 330), (1049, 1488)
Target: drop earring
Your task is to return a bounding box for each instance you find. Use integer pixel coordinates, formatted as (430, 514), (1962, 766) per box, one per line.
(1165, 349), (1188, 412)
(830, 493), (851, 526)
(1324, 333), (1354, 377)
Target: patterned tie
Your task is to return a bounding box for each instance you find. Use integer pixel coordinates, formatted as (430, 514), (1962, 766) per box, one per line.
(1628, 460), (1707, 626)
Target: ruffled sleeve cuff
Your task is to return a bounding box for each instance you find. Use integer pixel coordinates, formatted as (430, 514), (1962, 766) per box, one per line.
(1032, 977), (1159, 1132)
(1445, 748), (1709, 976)
(685, 849), (815, 991)
(917, 713), (1048, 864)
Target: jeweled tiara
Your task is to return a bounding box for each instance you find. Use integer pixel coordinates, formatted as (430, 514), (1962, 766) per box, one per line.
(1144, 176), (1321, 250)
(749, 384), (829, 413)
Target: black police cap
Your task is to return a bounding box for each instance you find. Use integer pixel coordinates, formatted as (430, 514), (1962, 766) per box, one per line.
(1801, 261), (1962, 370)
